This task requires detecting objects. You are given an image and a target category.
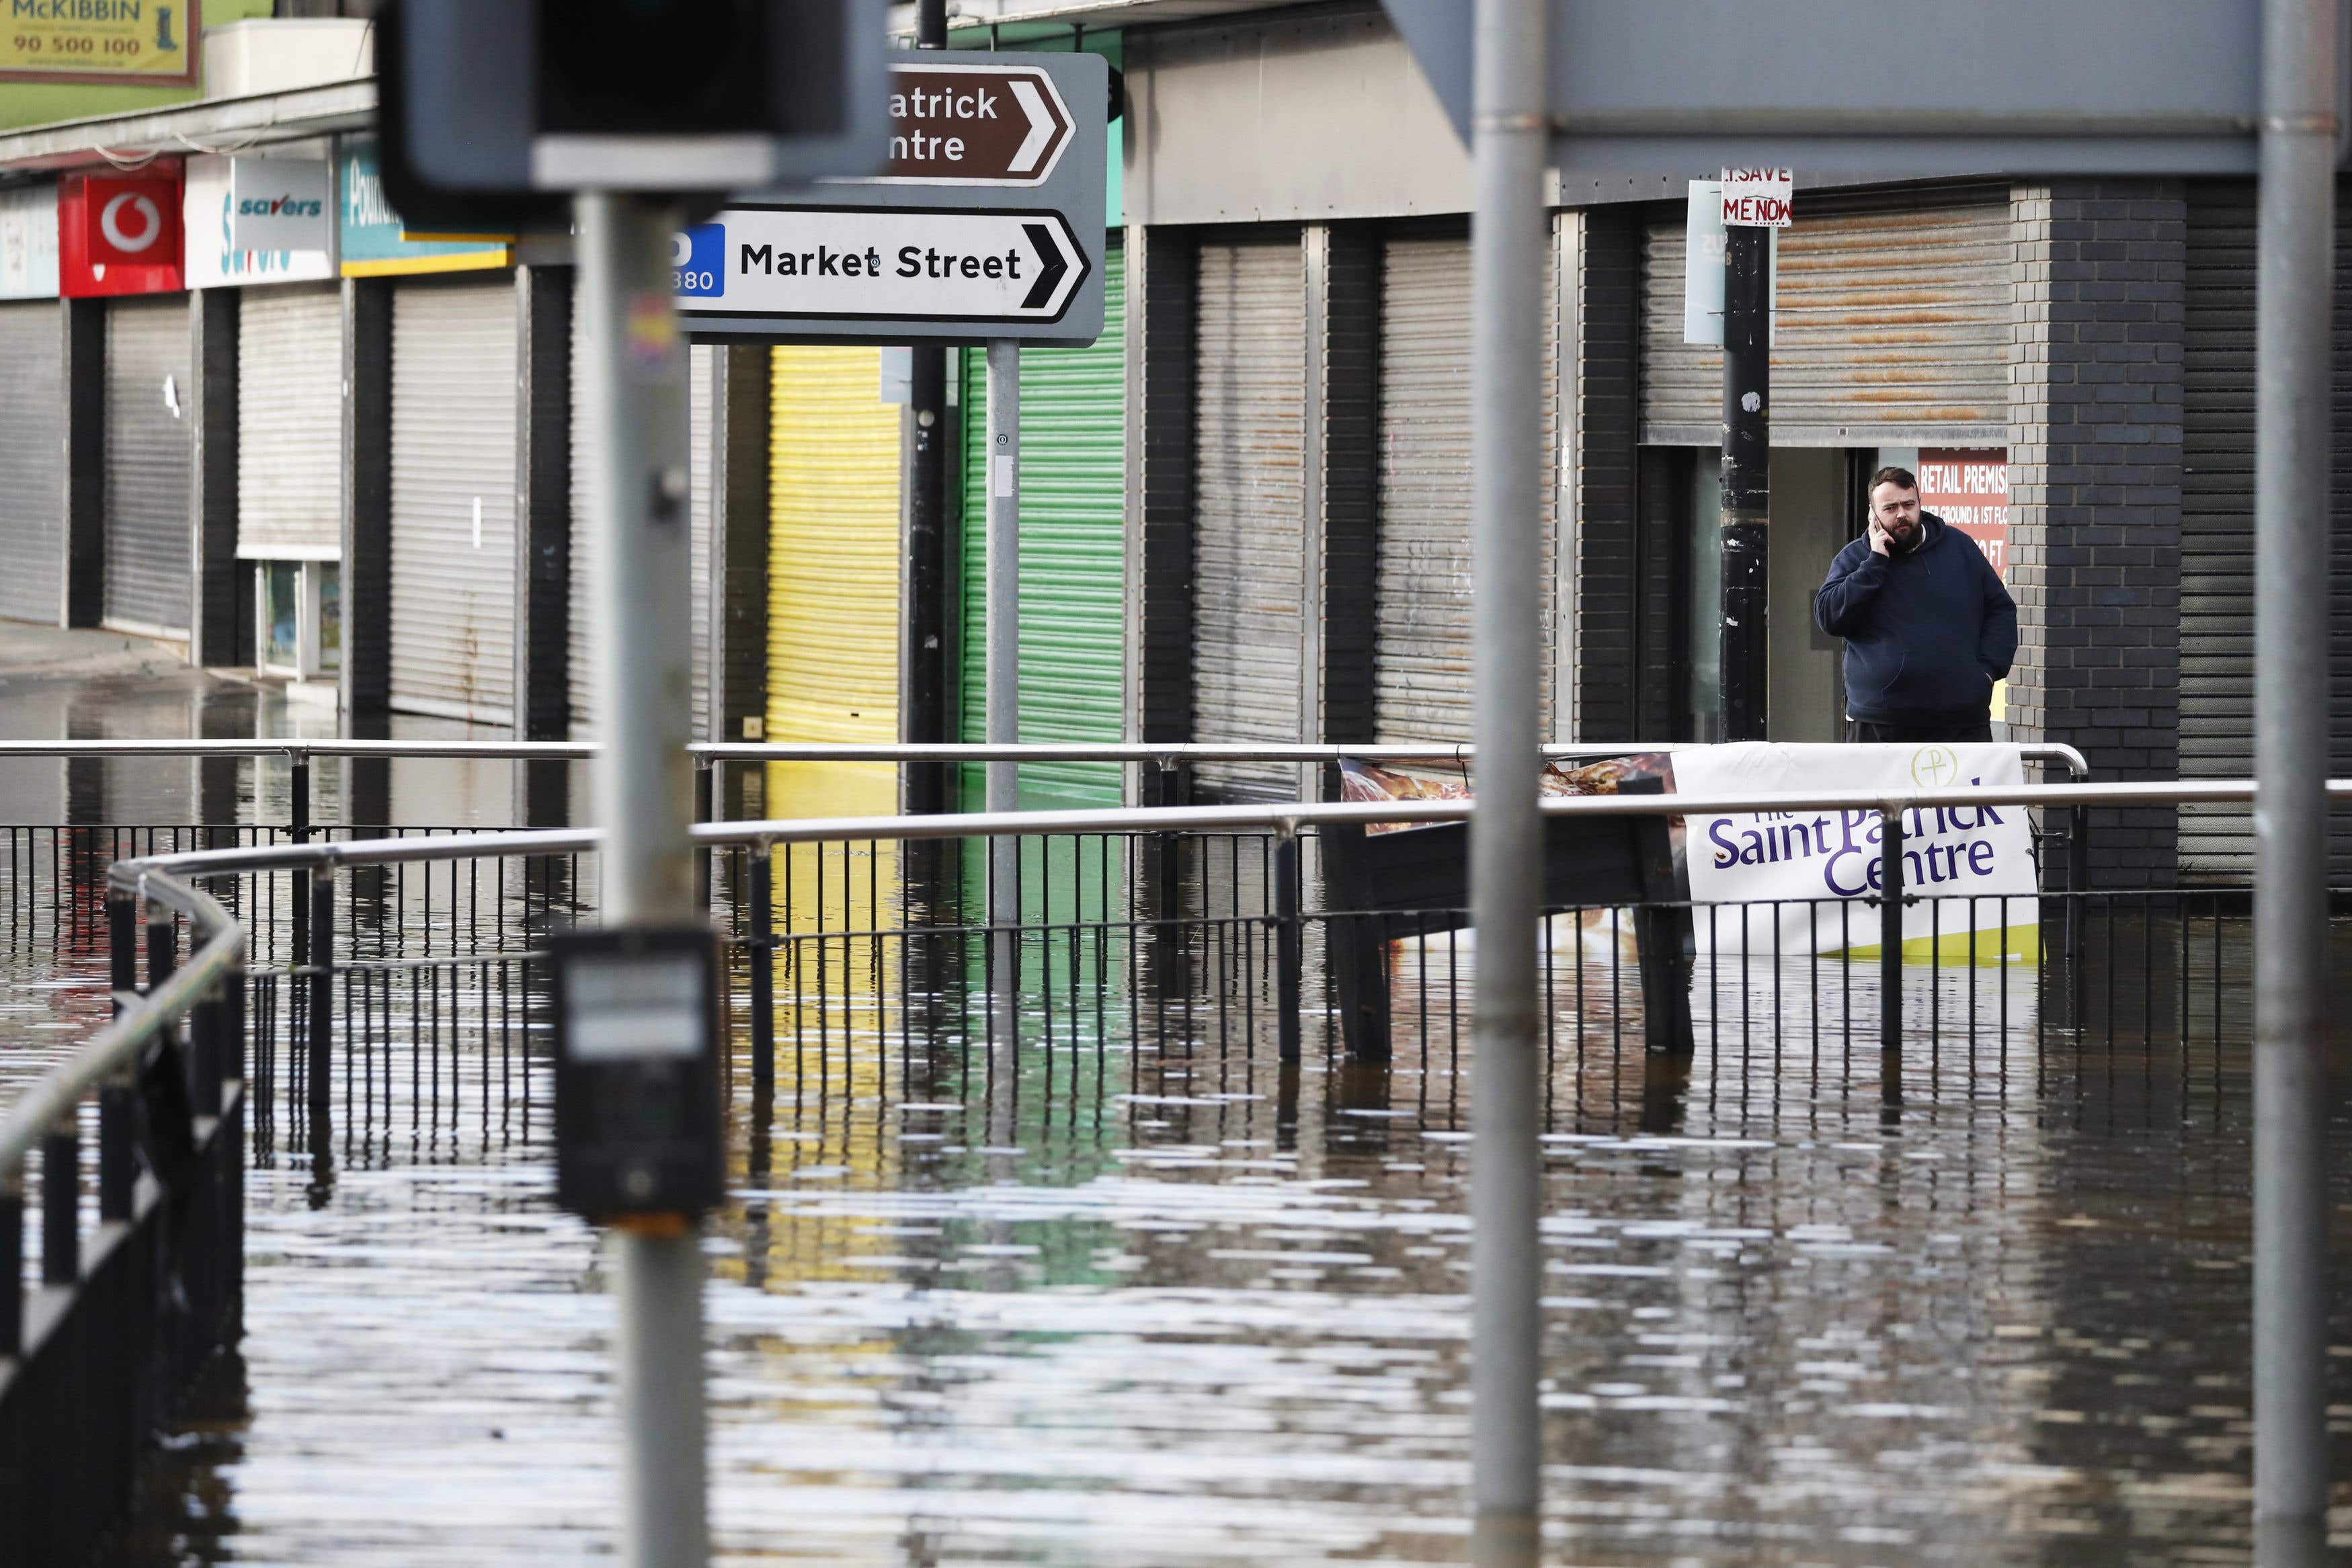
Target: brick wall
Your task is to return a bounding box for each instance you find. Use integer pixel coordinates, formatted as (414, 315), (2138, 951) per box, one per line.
(2008, 181), (2187, 884)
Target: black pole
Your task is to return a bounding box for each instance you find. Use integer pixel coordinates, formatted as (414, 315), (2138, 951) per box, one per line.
(1879, 808), (1904, 1106)
(903, 0), (952, 815)
(1720, 223), (1770, 741)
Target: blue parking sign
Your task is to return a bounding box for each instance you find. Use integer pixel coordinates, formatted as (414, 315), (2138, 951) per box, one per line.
(672, 224), (724, 298)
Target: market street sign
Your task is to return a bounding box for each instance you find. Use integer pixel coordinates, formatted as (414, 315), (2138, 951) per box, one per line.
(1379, 0), (2352, 175)
(675, 206), (1088, 327)
(881, 62), (1077, 185)
(679, 50), (1106, 345)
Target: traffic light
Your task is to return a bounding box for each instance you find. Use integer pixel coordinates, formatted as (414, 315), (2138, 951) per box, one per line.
(380, 0), (889, 200)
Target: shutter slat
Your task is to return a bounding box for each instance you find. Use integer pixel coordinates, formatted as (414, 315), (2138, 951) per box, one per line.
(236, 283), (341, 560)
(390, 280), (519, 728)
(0, 301), (63, 623)
(103, 296), (193, 636)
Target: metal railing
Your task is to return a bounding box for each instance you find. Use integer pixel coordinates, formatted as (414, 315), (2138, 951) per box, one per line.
(0, 860), (247, 1567)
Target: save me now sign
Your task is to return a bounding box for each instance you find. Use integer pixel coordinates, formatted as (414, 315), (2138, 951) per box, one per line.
(1721, 167), (1792, 226)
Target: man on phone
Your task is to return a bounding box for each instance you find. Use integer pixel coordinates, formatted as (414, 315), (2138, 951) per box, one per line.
(1815, 464), (2017, 743)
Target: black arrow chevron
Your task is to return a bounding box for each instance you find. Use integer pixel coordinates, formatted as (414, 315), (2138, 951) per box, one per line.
(1020, 222), (1067, 311)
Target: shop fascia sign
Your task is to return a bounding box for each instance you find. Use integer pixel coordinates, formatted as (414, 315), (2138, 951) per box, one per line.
(59, 166), (183, 298)
(184, 155), (335, 289)
(0, 181), (60, 300)
(228, 159), (330, 252)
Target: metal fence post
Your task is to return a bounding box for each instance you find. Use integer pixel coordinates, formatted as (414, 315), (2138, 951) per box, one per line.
(2254, 0), (2337, 1530)
(749, 846), (774, 1103)
(1879, 808), (1904, 1106)
(0, 1173), (19, 1356)
(291, 750), (311, 971)
(1274, 831), (1302, 1063)
(108, 891), (136, 1016)
(190, 987), (227, 1119)
(1466, 0), (1548, 1557)
(98, 1074), (135, 1221)
(308, 869), (334, 1128)
(146, 907), (175, 992)
(986, 339), (1022, 1049)
(694, 762), (714, 915)
(41, 1110), (77, 1285)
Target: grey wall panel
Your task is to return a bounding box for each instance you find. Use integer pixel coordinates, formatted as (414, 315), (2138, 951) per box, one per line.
(1372, 226), (1557, 744)
(1190, 235), (1306, 801)
(1641, 186), (2011, 446)
(102, 295), (194, 636)
(0, 301), (63, 624)
(389, 278), (519, 728)
(1126, 10), (1470, 227)
(237, 282), (343, 561)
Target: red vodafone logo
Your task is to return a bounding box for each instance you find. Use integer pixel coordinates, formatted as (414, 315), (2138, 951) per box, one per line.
(99, 192), (162, 254)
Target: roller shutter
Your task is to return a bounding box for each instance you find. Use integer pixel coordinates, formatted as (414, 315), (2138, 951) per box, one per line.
(236, 283), (342, 561)
(1192, 235), (1306, 801)
(389, 279), (518, 727)
(959, 244), (1127, 807)
(569, 333), (715, 739)
(0, 301), (62, 624)
(2180, 185), (2255, 880)
(1641, 188), (2011, 446)
(102, 295), (194, 637)
(764, 346), (899, 744)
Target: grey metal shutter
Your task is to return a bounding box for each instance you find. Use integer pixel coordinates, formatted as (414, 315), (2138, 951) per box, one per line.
(102, 295), (193, 637)
(390, 278), (518, 727)
(1192, 236), (1307, 801)
(2180, 183), (2255, 880)
(0, 301), (63, 624)
(570, 329), (713, 739)
(1641, 188), (2011, 446)
(236, 282), (343, 561)
(1373, 229), (1558, 743)
(689, 342), (713, 739)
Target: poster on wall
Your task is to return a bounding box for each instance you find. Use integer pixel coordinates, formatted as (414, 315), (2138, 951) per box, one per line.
(0, 4), (198, 85)
(1918, 447), (2009, 722)
(0, 181), (58, 298)
(1674, 741), (2037, 961)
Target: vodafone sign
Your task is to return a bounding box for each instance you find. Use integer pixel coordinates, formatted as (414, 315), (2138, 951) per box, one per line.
(60, 169), (184, 297)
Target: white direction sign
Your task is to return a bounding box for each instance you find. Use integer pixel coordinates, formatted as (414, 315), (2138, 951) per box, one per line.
(676, 206), (1088, 328)
(679, 50), (1105, 345)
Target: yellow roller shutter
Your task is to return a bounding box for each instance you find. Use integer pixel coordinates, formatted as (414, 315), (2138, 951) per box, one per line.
(766, 346), (901, 823)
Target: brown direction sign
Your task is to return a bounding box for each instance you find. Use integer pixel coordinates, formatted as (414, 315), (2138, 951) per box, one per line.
(881, 63), (1076, 187)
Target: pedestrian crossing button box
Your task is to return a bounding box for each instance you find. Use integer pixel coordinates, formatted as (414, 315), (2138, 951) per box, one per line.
(552, 927), (723, 1219)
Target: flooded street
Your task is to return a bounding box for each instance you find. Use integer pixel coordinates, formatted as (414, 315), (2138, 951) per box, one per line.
(8, 641), (2351, 1565)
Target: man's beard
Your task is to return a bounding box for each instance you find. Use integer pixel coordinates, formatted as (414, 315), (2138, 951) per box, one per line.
(1888, 520), (1924, 552)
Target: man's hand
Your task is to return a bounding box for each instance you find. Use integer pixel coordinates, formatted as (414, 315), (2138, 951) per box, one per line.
(1867, 519), (1892, 557)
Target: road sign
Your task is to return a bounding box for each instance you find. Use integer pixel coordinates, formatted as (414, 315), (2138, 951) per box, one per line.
(675, 206), (1088, 327)
(1720, 168), (1791, 226)
(881, 63), (1078, 185)
(680, 50), (1106, 345)
(1379, 0), (2352, 175)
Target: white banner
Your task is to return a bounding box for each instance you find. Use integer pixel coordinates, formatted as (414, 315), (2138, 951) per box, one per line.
(1673, 742), (2038, 962)
(0, 181), (58, 299)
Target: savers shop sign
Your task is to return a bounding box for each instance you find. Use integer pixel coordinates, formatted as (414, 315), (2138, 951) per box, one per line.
(1674, 742), (2037, 961)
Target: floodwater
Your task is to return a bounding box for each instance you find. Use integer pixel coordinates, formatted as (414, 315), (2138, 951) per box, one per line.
(5, 636), (2351, 1564)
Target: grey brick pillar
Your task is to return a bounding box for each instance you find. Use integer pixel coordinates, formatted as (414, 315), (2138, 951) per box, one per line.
(2008, 181), (2187, 884)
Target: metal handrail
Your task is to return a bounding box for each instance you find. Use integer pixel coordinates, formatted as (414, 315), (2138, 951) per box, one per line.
(0, 737), (2096, 779)
(0, 870), (241, 1182)
(103, 774), (2315, 886)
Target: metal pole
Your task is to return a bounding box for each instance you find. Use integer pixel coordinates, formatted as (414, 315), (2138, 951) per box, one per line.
(1879, 808), (1904, 1106)
(1719, 223), (1769, 742)
(2254, 0), (2334, 1531)
(577, 190), (708, 1568)
(903, 0), (952, 816)
(985, 339), (1021, 1041)
(1467, 0), (1546, 1558)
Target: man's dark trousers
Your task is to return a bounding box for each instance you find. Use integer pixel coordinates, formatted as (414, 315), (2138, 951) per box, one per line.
(1847, 716), (1994, 744)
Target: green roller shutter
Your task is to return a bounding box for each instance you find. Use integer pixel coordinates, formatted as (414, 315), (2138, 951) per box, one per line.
(959, 242), (1126, 807)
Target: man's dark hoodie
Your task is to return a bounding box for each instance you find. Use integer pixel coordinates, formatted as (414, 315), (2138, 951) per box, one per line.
(1814, 511), (2018, 727)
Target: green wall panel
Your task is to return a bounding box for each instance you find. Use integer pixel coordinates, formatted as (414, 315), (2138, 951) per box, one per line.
(959, 243), (1127, 807)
